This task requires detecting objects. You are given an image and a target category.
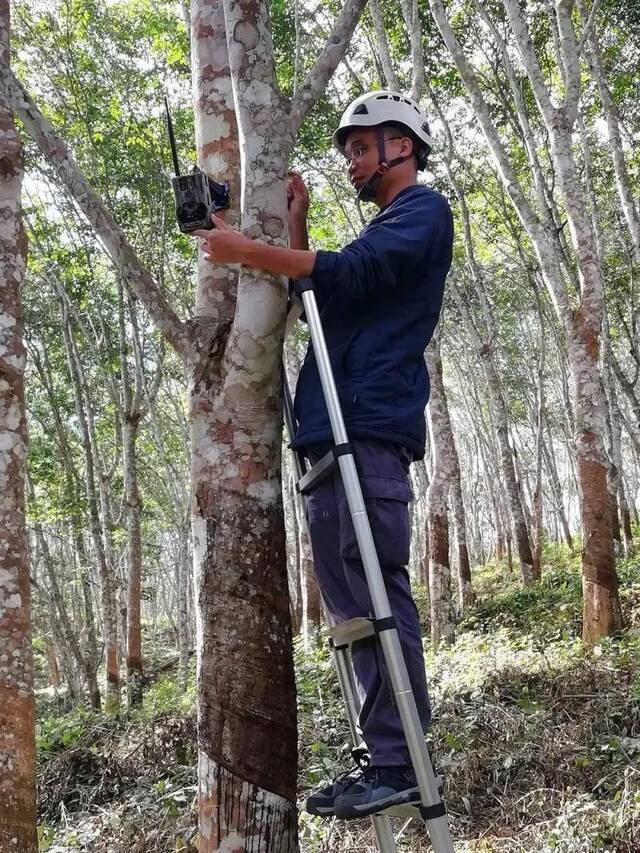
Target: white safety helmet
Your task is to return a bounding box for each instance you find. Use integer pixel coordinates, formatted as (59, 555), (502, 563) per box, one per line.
(333, 90), (434, 170)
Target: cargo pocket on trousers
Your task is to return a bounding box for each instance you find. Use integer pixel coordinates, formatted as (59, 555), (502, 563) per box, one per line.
(340, 475), (412, 567)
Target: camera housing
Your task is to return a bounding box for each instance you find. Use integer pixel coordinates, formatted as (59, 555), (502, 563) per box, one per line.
(164, 97), (231, 233)
(171, 167), (230, 233)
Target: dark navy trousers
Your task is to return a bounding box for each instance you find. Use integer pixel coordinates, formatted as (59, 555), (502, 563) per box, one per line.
(305, 439), (431, 767)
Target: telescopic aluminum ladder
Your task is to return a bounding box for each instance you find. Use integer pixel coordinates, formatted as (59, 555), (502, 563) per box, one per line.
(283, 277), (454, 853)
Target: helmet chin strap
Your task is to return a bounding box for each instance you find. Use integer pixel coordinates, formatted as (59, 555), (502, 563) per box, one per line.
(356, 125), (412, 204)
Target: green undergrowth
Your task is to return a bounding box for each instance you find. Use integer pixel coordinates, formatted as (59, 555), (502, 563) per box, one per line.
(36, 664), (198, 852)
(36, 545), (640, 851)
(298, 545), (640, 851)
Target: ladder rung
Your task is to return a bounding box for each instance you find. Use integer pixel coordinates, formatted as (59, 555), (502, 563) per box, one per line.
(327, 617), (376, 645)
(297, 450), (336, 494)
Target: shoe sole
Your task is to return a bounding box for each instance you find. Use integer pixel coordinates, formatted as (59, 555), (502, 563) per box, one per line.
(305, 804), (336, 817)
(335, 787), (421, 819)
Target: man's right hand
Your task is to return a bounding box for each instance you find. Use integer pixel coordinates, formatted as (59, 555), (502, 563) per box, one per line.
(287, 171), (310, 222)
(287, 171), (310, 251)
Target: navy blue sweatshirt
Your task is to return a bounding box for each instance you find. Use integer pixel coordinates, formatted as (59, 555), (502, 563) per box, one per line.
(292, 184), (453, 460)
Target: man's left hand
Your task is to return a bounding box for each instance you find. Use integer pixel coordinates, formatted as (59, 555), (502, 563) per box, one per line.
(194, 214), (254, 265)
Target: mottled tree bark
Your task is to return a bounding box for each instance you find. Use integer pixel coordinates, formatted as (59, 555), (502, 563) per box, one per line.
(0, 2), (37, 843)
(177, 513), (192, 686)
(4, 0), (367, 844)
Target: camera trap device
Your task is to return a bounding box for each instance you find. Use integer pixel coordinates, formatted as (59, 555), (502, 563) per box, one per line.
(164, 97), (230, 233)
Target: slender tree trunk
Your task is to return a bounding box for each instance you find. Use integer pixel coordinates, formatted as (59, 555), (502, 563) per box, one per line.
(119, 282), (145, 705)
(44, 637), (61, 693)
(453, 281), (535, 585)
(177, 513), (191, 686)
(542, 426), (574, 551)
(285, 467), (303, 636)
(533, 319), (546, 580)
(60, 305), (120, 708)
(123, 414), (143, 704)
(284, 345), (320, 643)
(427, 338), (473, 609)
(297, 493), (321, 644)
(77, 535), (101, 708)
(426, 338), (456, 646)
(0, 4), (37, 840)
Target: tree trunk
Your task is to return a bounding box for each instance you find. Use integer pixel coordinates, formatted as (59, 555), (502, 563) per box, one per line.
(427, 337), (473, 610)
(426, 338), (456, 646)
(453, 280), (535, 586)
(123, 413), (143, 704)
(285, 466), (303, 636)
(297, 491), (321, 644)
(542, 427), (574, 551)
(284, 344), (321, 643)
(0, 3), (37, 840)
(177, 513), (191, 686)
(3, 0), (366, 843)
(119, 282), (145, 706)
(44, 637), (61, 693)
(532, 326), (546, 580)
(78, 536), (101, 709)
(191, 0), (293, 846)
(428, 0), (621, 641)
(60, 304), (120, 708)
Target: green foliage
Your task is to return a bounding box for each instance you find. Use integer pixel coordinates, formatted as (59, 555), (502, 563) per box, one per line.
(37, 708), (97, 755)
(132, 672), (196, 724)
(37, 821), (56, 851)
(463, 565), (582, 642)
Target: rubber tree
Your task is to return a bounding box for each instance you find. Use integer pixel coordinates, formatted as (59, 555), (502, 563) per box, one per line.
(428, 0), (622, 642)
(0, 0), (367, 844)
(0, 1), (37, 849)
(425, 335), (455, 646)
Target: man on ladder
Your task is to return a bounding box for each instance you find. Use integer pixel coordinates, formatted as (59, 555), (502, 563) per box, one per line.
(196, 91), (454, 823)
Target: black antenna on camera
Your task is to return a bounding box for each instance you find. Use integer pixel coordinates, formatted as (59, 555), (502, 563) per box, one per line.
(164, 96), (181, 177)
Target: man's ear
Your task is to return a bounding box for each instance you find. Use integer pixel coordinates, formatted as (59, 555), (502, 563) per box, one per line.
(401, 136), (414, 160)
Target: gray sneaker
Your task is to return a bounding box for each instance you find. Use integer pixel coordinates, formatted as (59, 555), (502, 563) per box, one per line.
(305, 766), (365, 816)
(334, 765), (421, 819)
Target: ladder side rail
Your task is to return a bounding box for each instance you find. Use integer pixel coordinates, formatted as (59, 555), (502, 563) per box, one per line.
(282, 358), (399, 853)
(299, 283), (454, 853)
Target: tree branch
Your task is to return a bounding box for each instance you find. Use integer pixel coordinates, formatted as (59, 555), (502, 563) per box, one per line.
(399, 0), (425, 102)
(368, 0), (401, 91)
(576, 0), (602, 56)
(288, 0), (368, 137)
(0, 61), (188, 357)
(554, 0), (582, 122)
(427, 0), (572, 325)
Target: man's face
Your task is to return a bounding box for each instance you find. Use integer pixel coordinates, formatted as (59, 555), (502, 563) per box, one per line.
(343, 128), (406, 191)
